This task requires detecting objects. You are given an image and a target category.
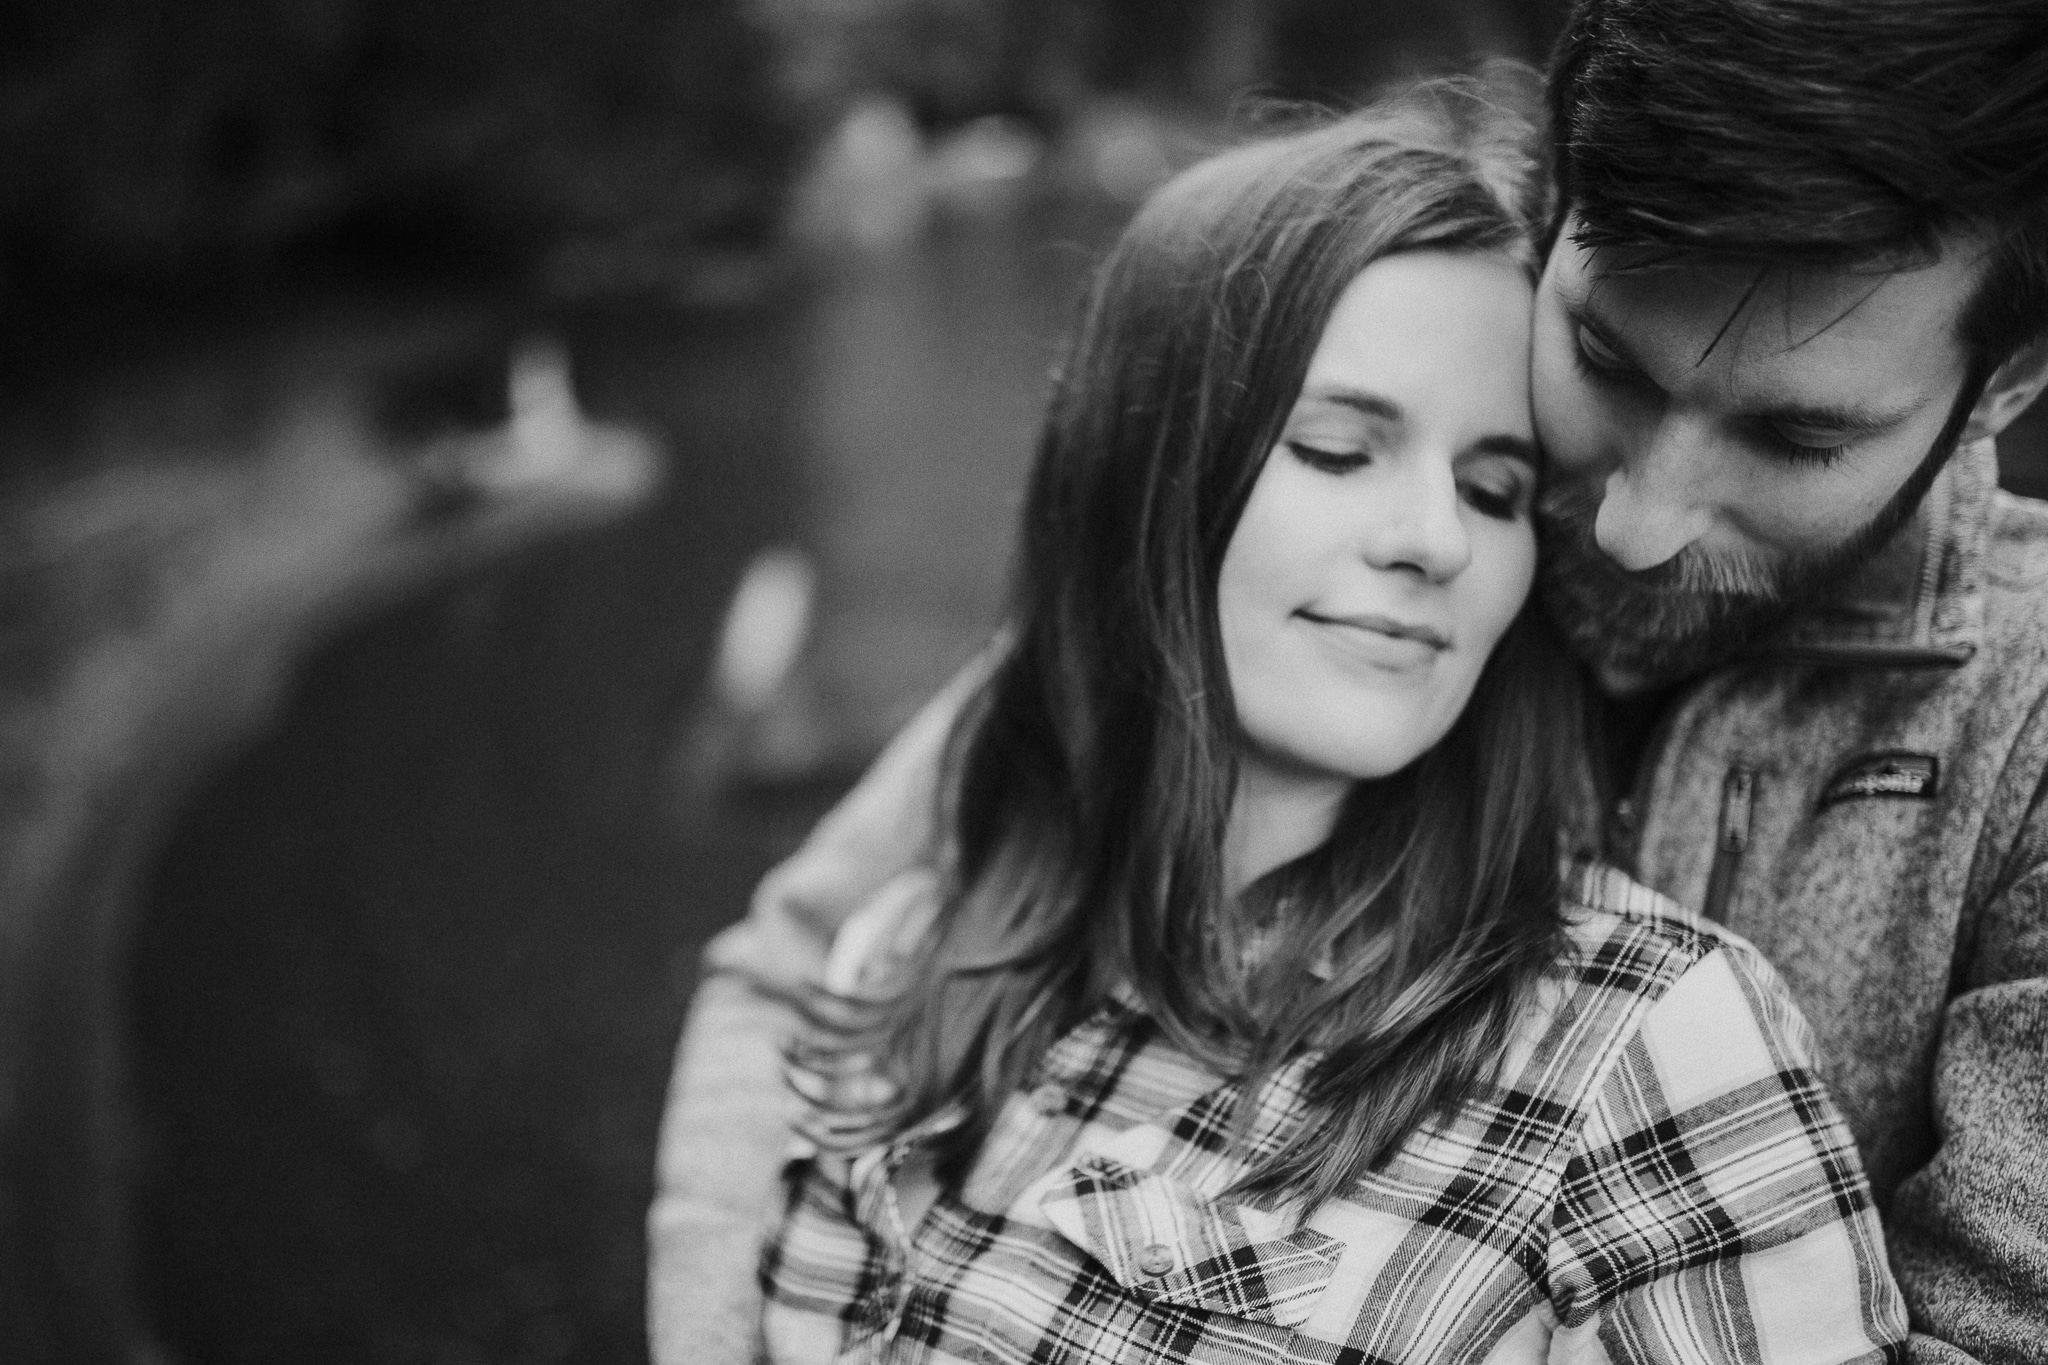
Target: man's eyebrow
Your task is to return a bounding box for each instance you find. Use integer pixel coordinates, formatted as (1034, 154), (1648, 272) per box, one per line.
(1296, 385), (1402, 423)
(1568, 294), (1927, 436)
(1750, 396), (1927, 437)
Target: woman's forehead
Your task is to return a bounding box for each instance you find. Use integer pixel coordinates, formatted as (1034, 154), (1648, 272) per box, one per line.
(1300, 253), (1535, 432)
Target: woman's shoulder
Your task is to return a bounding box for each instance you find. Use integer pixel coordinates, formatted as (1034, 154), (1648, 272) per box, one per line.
(1522, 870), (1898, 1347)
(1552, 858), (1786, 995)
(1501, 861), (1818, 1113)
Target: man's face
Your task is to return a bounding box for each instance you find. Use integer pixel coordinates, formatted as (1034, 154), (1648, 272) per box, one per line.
(1531, 215), (1983, 692)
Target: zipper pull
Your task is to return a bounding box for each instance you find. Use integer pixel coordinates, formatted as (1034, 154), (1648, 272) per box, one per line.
(1605, 796), (1639, 868)
(1703, 767), (1755, 923)
(1718, 769), (1754, 853)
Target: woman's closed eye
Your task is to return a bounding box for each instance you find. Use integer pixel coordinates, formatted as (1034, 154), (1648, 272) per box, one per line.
(1288, 436), (1534, 520)
(1458, 460), (1534, 520)
(1285, 439), (1369, 474)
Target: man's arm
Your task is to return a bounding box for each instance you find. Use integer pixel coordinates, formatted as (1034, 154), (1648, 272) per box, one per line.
(647, 969), (803, 1365)
(646, 655), (988, 1363)
(1885, 857), (2048, 1365)
(711, 647), (992, 996)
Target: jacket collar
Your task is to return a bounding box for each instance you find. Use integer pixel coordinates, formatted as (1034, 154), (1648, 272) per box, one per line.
(1754, 436), (1994, 668)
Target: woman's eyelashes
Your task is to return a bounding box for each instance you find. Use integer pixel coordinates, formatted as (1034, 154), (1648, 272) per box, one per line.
(1456, 454), (1534, 520)
(1459, 473), (1530, 520)
(1285, 439), (1531, 521)
(1285, 439), (1368, 474)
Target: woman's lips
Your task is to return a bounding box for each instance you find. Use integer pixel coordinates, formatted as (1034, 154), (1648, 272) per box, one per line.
(1296, 609), (1450, 671)
(1298, 609), (1450, 649)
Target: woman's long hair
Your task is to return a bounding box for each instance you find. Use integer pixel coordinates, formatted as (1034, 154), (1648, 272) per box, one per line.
(805, 83), (1585, 1213)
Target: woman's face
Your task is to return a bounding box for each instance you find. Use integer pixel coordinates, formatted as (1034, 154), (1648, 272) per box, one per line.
(1219, 250), (1539, 788)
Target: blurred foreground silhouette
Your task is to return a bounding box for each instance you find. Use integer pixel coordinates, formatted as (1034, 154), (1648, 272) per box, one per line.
(1, 320), (658, 1361)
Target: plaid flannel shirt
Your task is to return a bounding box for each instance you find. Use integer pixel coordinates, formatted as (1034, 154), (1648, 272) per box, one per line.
(759, 864), (1907, 1364)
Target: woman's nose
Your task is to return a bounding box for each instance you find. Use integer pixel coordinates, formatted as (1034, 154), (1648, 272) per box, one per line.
(1361, 457), (1471, 582)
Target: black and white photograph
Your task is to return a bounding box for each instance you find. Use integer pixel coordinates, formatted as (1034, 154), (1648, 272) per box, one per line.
(3, 1), (2046, 1362)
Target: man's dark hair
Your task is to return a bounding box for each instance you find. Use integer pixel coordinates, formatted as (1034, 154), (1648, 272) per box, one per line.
(1550, 0), (2048, 369)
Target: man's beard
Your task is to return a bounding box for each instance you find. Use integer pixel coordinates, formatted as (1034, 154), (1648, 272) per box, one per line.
(1535, 420), (1965, 696)
(1535, 484), (1862, 695)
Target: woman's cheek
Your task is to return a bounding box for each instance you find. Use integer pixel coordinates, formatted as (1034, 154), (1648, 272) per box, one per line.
(1470, 514), (1539, 646)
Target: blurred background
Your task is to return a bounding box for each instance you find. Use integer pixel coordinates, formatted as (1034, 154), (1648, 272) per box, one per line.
(2, 1), (2042, 1362)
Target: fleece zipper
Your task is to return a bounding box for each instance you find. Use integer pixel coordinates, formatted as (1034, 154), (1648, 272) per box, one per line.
(1702, 767), (1755, 923)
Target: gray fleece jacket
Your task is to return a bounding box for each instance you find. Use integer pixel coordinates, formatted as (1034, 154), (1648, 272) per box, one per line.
(1577, 437), (2048, 1362)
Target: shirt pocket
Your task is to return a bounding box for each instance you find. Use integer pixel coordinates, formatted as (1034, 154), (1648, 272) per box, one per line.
(1037, 1152), (1343, 1328)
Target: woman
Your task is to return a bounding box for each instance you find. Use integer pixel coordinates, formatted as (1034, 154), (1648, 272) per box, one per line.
(759, 92), (1906, 1363)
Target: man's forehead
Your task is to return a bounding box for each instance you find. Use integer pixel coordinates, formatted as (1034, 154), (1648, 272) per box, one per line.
(1571, 244), (1974, 342)
(1548, 231), (1979, 401)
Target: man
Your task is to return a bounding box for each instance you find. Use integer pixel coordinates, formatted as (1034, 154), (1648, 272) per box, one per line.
(652, 1), (2048, 1359)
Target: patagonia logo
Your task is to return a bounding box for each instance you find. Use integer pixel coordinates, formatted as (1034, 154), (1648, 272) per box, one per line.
(1819, 752), (1938, 809)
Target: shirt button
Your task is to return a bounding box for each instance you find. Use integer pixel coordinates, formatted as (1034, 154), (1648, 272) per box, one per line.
(1137, 1244), (1176, 1278)
(1030, 1084), (1065, 1117)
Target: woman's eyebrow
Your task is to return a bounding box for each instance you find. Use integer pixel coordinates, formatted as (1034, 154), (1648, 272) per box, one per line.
(1472, 434), (1539, 463)
(1298, 385), (1403, 423)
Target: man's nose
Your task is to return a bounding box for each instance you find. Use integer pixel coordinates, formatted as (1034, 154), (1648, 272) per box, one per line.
(1365, 458), (1471, 582)
(1591, 428), (1716, 570)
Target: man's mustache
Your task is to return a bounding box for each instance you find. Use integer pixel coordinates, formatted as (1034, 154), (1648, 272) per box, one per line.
(1536, 481), (1787, 601)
